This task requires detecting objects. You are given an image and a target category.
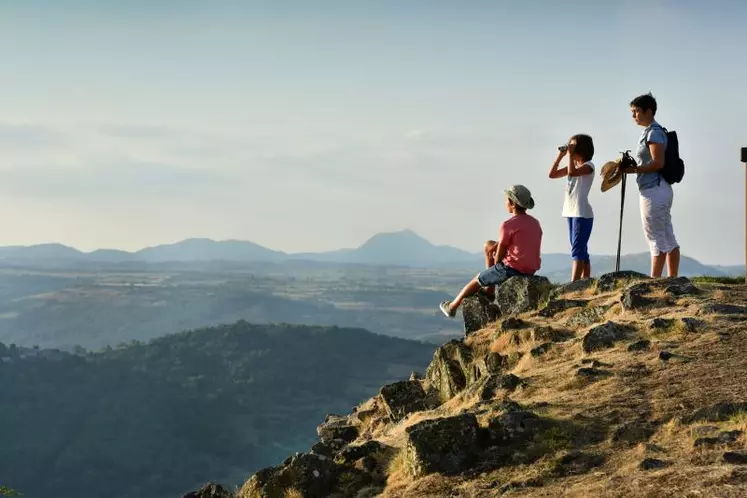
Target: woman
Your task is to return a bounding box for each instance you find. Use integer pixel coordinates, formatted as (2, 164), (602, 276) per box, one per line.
(549, 134), (595, 281)
(625, 93), (680, 277)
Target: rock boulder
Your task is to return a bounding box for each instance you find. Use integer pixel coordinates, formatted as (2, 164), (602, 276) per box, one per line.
(379, 380), (430, 422)
(182, 483), (234, 498)
(495, 276), (552, 316)
(582, 321), (630, 353)
(403, 414), (480, 477)
(461, 294), (501, 335)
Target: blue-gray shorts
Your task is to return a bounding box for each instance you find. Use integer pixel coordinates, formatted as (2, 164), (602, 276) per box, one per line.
(477, 263), (523, 287)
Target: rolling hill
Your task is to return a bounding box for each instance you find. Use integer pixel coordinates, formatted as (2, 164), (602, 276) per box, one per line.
(0, 230), (740, 278)
(0, 321), (435, 498)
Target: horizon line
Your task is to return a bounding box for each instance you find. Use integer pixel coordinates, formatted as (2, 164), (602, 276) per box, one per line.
(0, 231), (743, 267)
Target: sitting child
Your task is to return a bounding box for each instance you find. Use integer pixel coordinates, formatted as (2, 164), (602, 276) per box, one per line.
(439, 184), (543, 318)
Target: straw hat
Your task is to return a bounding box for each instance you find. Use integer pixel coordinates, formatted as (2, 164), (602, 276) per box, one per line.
(600, 160), (624, 192)
(601, 152), (639, 192)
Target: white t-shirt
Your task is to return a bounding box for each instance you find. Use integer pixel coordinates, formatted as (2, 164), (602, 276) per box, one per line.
(562, 161), (594, 218)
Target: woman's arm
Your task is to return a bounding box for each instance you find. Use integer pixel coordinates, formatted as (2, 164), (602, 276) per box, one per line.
(549, 150), (568, 179)
(637, 142), (665, 173)
(628, 128), (666, 174)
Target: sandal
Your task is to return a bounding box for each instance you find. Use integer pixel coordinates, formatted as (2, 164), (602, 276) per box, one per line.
(439, 300), (456, 318)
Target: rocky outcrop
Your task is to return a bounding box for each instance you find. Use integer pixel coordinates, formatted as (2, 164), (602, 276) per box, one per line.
(582, 321), (631, 353)
(530, 342), (553, 357)
(665, 278), (700, 296)
(550, 278), (596, 298)
(611, 421), (656, 446)
(627, 339), (651, 352)
(462, 294), (501, 335)
(487, 410), (547, 445)
(539, 299), (587, 318)
(683, 402), (747, 424)
(700, 303), (747, 315)
(425, 340), (476, 403)
(566, 305), (611, 328)
(552, 451), (606, 476)
(192, 274), (747, 498)
(621, 277), (700, 311)
(403, 414), (480, 477)
(640, 458), (669, 471)
(596, 271), (649, 293)
(335, 440), (389, 465)
(621, 283), (654, 310)
(466, 373), (524, 401)
(241, 441), (391, 498)
(317, 414), (359, 443)
(495, 276), (552, 316)
(241, 453), (338, 498)
(311, 438), (348, 458)
(182, 483), (234, 498)
(723, 452), (747, 465)
(501, 317), (528, 331)
(379, 380), (431, 422)
(532, 326), (573, 343)
(694, 430), (742, 447)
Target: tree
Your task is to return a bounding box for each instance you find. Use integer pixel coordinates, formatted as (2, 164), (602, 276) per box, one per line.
(0, 484), (21, 496)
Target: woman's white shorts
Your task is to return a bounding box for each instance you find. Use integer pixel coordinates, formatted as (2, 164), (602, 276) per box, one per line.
(639, 181), (679, 256)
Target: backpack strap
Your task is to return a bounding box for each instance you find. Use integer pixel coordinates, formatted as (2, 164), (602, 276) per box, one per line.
(648, 123), (668, 186)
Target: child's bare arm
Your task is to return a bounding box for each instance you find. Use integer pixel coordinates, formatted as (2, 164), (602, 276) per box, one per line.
(549, 149), (568, 179)
(494, 242), (509, 265)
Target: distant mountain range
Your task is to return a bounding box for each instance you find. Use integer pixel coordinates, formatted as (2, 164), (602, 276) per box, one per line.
(0, 229), (742, 279)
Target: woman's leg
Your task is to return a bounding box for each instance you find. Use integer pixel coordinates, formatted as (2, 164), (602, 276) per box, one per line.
(663, 186), (680, 277)
(640, 186), (669, 278)
(651, 254), (667, 277)
(667, 247), (680, 277)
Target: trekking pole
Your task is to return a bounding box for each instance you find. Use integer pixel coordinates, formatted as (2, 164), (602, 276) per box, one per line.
(615, 152), (631, 273)
(742, 147), (747, 283)
(616, 173), (626, 272)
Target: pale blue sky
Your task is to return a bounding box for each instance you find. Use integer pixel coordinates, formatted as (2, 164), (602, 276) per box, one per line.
(0, 0), (745, 264)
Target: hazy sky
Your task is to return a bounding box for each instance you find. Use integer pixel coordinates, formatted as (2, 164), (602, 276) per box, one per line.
(1, 0), (745, 264)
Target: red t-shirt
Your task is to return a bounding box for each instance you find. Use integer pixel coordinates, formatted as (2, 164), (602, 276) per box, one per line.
(498, 213), (543, 275)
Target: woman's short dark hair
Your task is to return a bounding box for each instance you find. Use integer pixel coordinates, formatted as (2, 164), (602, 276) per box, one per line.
(630, 92), (657, 115)
(571, 134), (594, 162)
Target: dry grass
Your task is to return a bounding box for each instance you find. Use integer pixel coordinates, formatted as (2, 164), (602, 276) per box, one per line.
(247, 283), (747, 498)
(382, 450), (411, 494)
(283, 488), (304, 498)
(489, 330), (522, 354)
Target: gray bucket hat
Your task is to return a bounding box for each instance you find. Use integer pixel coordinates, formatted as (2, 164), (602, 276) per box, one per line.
(504, 184), (535, 209)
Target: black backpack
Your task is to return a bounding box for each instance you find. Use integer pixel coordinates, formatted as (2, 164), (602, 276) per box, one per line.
(655, 125), (685, 184)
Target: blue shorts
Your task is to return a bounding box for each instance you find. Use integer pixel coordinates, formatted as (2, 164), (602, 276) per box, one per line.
(567, 217), (593, 262)
(477, 263), (523, 287)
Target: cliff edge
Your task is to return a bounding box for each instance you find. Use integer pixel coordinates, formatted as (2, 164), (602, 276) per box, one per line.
(186, 273), (747, 498)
